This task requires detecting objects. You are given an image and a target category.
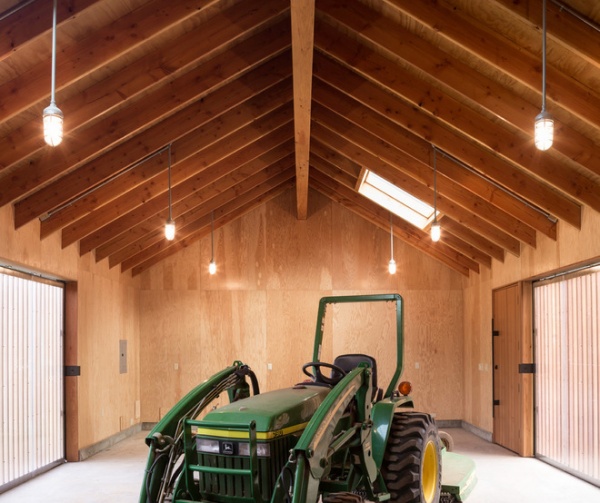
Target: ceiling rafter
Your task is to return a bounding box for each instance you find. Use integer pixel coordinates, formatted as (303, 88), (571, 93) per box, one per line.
(312, 31), (582, 227)
(1, 0), (598, 277)
(0, 0), (290, 172)
(311, 79), (543, 247)
(41, 73), (293, 238)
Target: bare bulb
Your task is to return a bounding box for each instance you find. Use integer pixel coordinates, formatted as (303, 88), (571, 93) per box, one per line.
(431, 221), (441, 242)
(208, 260), (217, 275)
(43, 103), (64, 147)
(165, 219), (175, 241)
(534, 111), (554, 151)
(388, 259), (397, 275)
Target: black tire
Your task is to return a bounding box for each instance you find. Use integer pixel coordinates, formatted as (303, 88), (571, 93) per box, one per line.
(381, 412), (442, 503)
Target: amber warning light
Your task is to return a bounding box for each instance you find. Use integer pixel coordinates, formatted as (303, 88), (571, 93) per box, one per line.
(398, 381), (412, 396)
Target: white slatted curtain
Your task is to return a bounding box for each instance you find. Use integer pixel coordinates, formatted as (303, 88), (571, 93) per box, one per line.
(0, 268), (64, 489)
(534, 266), (600, 486)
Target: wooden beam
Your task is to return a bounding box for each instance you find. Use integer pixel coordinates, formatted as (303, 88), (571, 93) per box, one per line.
(118, 163), (295, 270)
(385, 0), (600, 146)
(40, 75), (293, 238)
(319, 0), (600, 185)
(105, 150), (295, 265)
(10, 31), (292, 225)
(130, 178), (295, 275)
(313, 29), (582, 228)
(0, 0), (290, 174)
(442, 218), (505, 264)
(311, 139), (362, 179)
(493, 0), (600, 72)
(312, 131), (503, 264)
(75, 116), (294, 253)
(0, 0), (215, 122)
(312, 80), (541, 248)
(310, 152), (358, 189)
(311, 156), (492, 268)
(0, 0), (99, 62)
(311, 110), (523, 256)
(290, 0), (315, 219)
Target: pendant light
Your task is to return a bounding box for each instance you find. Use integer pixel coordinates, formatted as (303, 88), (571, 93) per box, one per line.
(431, 148), (441, 242)
(208, 211), (217, 275)
(534, 0), (554, 151)
(42, 0), (64, 147)
(164, 144), (175, 241)
(388, 212), (397, 275)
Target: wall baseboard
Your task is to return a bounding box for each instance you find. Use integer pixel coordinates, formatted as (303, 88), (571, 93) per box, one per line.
(436, 419), (492, 442)
(459, 420), (493, 442)
(79, 423), (142, 461)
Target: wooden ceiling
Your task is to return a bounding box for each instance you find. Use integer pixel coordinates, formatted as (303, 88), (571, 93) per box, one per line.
(2, 0), (600, 277)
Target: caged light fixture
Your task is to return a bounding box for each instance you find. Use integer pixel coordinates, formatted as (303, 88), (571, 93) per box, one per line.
(430, 148), (441, 242)
(164, 144), (175, 241)
(42, 0), (64, 147)
(208, 211), (217, 275)
(388, 212), (397, 275)
(534, 0), (554, 151)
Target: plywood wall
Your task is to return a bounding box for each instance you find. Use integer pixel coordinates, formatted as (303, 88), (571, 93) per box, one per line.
(0, 205), (141, 452)
(463, 207), (600, 434)
(139, 189), (464, 423)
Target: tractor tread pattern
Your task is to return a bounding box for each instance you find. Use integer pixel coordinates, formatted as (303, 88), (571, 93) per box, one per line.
(381, 412), (441, 503)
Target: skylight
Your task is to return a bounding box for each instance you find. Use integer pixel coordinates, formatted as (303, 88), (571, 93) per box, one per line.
(357, 169), (437, 229)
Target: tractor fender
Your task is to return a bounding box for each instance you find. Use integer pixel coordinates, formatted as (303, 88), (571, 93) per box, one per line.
(371, 396), (414, 469)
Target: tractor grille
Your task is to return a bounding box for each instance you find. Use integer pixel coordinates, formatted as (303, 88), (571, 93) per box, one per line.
(197, 434), (296, 502)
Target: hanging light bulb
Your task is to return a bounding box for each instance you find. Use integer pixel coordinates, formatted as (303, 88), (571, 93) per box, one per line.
(209, 211), (217, 275)
(43, 0), (63, 146)
(388, 258), (397, 275)
(535, 0), (553, 151)
(164, 144), (175, 241)
(430, 221), (441, 242)
(388, 213), (396, 274)
(165, 218), (175, 241)
(43, 103), (63, 147)
(534, 112), (553, 151)
(431, 148), (441, 242)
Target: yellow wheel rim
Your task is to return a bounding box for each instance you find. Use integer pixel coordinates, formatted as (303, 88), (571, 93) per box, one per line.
(421, 440), (439, 503)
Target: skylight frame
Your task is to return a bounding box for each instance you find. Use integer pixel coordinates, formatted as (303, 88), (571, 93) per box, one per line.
(357, 169), (438, 230)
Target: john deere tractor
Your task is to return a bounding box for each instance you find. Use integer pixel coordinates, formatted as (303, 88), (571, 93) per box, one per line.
(140, 293), (475, 503)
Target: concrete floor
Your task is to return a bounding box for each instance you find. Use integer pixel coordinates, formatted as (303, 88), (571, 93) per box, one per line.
(0, 427), (598, 502)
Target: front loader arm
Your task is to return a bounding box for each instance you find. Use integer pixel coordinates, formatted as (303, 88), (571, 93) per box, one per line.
(140, 362), (252, 503)
(272, 365), (382, 503)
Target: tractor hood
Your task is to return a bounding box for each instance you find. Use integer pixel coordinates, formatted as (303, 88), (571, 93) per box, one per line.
(199, 385), (330, 436)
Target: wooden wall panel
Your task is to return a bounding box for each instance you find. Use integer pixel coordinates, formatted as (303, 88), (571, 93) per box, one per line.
(77, 267), (141, 448)
(264, 190), (333, 291)
(139, 189), (465, 422)
(0, 205), (141, 453)
(265, 290), (326, 390)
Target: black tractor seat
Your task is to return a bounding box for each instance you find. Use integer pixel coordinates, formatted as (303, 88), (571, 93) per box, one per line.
(332, 353), (381, 401)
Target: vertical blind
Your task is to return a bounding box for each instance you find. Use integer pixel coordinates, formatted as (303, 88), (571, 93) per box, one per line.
(534, 267), (600, 485)
(0, 269), (64, 489)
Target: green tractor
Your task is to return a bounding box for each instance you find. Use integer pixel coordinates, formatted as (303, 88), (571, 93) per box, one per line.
(140, 293), (475, 503)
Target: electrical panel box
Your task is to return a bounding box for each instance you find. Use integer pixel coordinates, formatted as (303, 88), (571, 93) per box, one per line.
(119, 340), (127, 374)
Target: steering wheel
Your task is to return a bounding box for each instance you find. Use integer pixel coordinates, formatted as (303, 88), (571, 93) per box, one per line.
(302, 362), (347, 386)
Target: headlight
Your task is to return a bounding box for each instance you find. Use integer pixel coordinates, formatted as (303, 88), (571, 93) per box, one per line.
(238, 442), (271, 457)
(196, 438), (220, 454)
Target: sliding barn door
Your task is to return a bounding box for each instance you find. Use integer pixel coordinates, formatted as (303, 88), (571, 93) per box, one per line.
(0, 268), (64, 491)
(534, 268), (600, 485)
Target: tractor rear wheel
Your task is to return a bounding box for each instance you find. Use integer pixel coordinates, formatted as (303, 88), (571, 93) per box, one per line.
(381, 412), (442, 503)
